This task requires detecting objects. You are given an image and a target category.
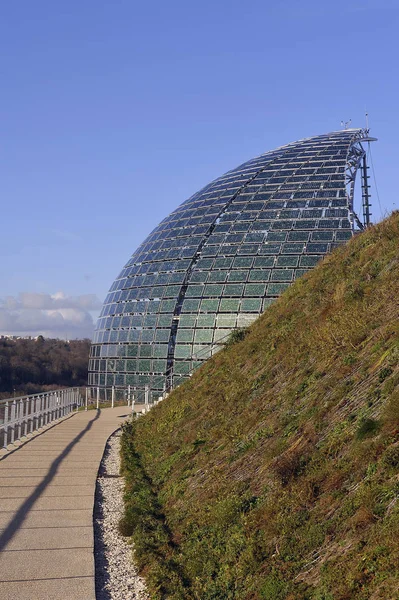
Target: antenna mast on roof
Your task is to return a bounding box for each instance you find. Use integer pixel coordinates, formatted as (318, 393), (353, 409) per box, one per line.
(360, 113), (377, 227)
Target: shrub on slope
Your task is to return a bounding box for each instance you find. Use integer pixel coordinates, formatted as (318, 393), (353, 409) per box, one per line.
(121, 213), (399, 600)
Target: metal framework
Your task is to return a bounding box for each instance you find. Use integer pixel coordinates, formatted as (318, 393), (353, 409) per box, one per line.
(345, 129), (377, 230)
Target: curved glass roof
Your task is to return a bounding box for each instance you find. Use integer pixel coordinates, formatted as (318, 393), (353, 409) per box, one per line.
(89, 129), (369, 401)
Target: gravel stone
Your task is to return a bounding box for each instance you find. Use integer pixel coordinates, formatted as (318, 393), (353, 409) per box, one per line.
(95, 430), (148, 600)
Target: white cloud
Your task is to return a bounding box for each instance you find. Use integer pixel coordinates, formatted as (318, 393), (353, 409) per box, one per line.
(0, 291), (102, 339)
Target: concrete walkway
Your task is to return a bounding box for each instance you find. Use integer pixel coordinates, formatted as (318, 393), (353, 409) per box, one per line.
(0, 406), (131, 600)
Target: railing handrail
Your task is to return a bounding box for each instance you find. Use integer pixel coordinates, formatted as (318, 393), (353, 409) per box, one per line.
(0, 386), (83, 406)
(0, 387), (84, 449)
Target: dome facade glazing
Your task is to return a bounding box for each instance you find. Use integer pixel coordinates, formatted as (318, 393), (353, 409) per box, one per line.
(89, 129), (369, 401)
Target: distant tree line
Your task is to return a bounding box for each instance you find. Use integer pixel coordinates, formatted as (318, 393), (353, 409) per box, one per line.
(0, 337), (90, 399)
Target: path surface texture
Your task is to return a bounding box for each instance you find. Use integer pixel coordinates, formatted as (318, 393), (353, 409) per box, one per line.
(0, 406), (131, 600)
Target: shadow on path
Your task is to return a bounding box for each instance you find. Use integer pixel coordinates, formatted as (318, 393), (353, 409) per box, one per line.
(0, 410), (101, 552)
(94, 438), (112, 600)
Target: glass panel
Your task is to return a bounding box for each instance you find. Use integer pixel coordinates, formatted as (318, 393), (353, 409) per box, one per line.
(200, 298), (219, 312)
(237, 313), (258, 327)
(213, 257), (233, 269)
(311, 231), (334, 241)
(176, 329), (194, 342)
(232, 256), (253, 268)
(139, 345), (151, 357)
(141, 329), (155, 342)
(224, 284), (244, 296)
(158, 315), (173, 327)
(207, 271), (228, 282)
(244, 283), (266, 296)
(137, 359), (151, 372)
(190, 271), (208, 283)
(126, 345), (139, 357)
(213, 329), (232, 343)
(179, 314), (196, 327)
(174, 362), (191, 375)
(192, 345), (211, 359)
(144, 314), (157, 327)
(155, 329), (170, 342)
(271, 269), (294, 282)
(276, 255), (298, 267)
(241, 298), (262, 312)
(227, 270), (248, 282)
(204, 283), (224, 296)
(182, 299), (201, 312)
(254, 256), (274, 268)
(174, 345), (192, 359)
(306, 243), (328, 253)
(153, 344), (168, 358)
(219, 298), (240, 312)
(160, 299), (176, 313)
(186, 285), (204, 297)
(197, 314), (216, 327)
(194, 329), (213, 343)
(267, 231), (287, 242)
(249, 270), (271, 282)
(300, 255), (322, 267)
(282, 243), (304, 254)
(163, 285), (182, 297)
(259, 243), (282, 255)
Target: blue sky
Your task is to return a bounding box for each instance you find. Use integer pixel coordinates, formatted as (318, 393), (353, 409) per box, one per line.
(1, 0), (398, 337)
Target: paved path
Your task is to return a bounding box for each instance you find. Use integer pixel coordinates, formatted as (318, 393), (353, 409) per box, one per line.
(0, 406), (132, 600)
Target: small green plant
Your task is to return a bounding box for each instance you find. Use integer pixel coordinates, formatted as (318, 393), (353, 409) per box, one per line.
(381, 445), (399, 469)
(118, 516), (134, 537)
(379, 367), (393, 383)
(356, 417), (380, 440)
(225, 327), (249, 347)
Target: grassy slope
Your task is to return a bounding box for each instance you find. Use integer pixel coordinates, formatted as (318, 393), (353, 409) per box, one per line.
(121, 213), (399, 600)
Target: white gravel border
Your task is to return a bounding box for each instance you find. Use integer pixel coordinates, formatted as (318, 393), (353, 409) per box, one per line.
(94, 430), (149, 600)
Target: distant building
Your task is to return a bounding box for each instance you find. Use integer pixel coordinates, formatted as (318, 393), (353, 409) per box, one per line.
(89, 129), (374, 402)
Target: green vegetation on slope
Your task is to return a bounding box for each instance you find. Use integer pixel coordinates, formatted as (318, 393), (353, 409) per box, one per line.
(0, 337), (90, 399)
(121, 213), (399, 600)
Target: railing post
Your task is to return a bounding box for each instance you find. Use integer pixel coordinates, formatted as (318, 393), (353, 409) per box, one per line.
(111, 386), (115, 408)
(3, 401), (9, 448)
(127, 385), (131, 407)
(23, 398), (28, 437)
(10, 399), (16, 443)
(145, 385), (149, 410)
(18, 399), (23, 440)
(45, 393), (48, 425)
(96, 387), (100, 409)
(40, 395), (43, 427)
(29, 398), (34, 433)
(85, 387), (88, 411)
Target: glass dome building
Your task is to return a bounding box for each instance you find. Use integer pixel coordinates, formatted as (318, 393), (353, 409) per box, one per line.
(89, 129), (373, 402)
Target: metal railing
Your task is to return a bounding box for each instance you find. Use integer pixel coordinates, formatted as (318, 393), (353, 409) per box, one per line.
(87, 328), (240, 412)
(0, 388), (83, 449)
